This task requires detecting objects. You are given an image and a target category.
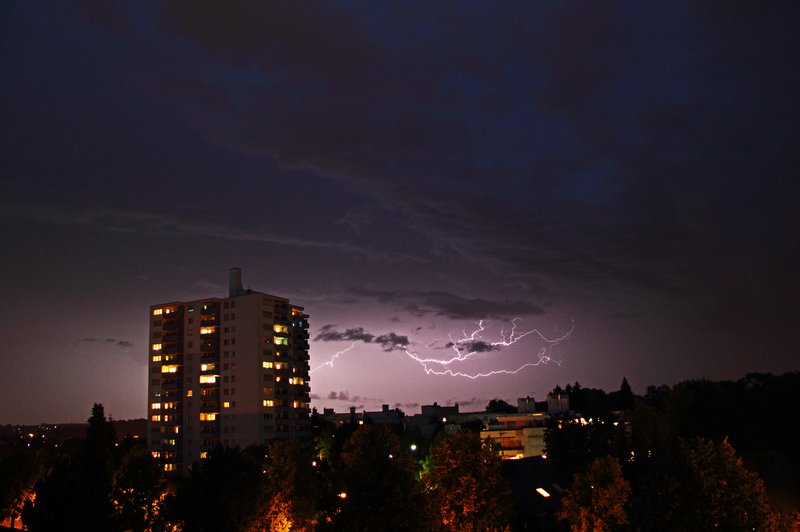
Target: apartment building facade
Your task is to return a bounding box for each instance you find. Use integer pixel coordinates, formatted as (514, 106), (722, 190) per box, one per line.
(147, 268), (311, 474)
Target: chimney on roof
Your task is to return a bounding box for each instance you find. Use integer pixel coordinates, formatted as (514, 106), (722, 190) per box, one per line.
(229, 267), (243, 297)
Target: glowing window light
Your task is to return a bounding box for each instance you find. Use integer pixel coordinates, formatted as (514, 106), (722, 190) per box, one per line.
(262, 361), (273, 369)
(201, 363), (215, 372)
(338, 492), (347, 499)
(199, 375), (217, 384)
(151, 451), (161, 458)
(536, 488), (551, 498)
(263, 399), (274, 407)
(161, 365), (179, 374)
(223, 401), (231, 408)
(186, 390), (193, 397)
(164, 463), (175, 471)
(199, 412), (217, 421)
(152, 343), (162, 351)
(200, 452), (208, 459)
(152, 355), (162, 362)
(292, 401), (299, 408)
(153, 309), (163, 316)
(274, 337), (288, 345)
(151, 415), (161, 422)
(151, 402), (161, 410)
(200, 326), (216, 335)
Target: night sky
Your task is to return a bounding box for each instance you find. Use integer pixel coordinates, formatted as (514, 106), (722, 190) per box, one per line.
(2, 2), (798, 424)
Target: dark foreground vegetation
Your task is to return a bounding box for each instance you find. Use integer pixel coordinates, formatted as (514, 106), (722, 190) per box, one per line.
(2, 372), (799, 531)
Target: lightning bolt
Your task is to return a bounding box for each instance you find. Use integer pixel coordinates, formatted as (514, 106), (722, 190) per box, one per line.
(404, 319), (574, 379)
(310, 342), (356, 374)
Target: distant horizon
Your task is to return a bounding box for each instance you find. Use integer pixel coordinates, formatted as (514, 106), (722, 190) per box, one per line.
(6, 368), (796, 427)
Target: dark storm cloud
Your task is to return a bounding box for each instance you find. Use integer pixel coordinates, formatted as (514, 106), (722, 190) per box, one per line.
(350, 288), (544, 320)
(3, 1), (800, 425)
(451, 397), (482, 409)
(314, 325), (375, 344)
(373, 333), (410, 352)
(325, 391), (383, 404)
(314, 325), (409, 352)
(327, 391), (349, 401)
(63, 1), (799, 311)
(444, 340), (499, 353)
(80, 337), (133, 348)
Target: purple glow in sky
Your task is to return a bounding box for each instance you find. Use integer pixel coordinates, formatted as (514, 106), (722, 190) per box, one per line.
(1, 1), (798, 424)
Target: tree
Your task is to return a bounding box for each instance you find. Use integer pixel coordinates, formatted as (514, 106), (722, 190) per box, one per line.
(632, 437), (774, 530)
(617, 377), (634, 410)
(170, 446), (266, 532)
(112, 445), (167, 532)
(324, 424), (429, 530)
(560, 455), (630, 532)
(24, 403), (118, 531)
(248, 439), (318, 531)
(485, 398), (517, 413)
(422, 429), (512, 531)
(0, 447), (47, 528)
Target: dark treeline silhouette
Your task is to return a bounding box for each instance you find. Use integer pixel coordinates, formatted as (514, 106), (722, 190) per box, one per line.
(1, 372), (799, 530)
(545, 372), (800, 530)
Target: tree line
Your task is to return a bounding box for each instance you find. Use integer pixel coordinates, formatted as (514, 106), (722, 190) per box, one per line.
(1, 371), (799, 530)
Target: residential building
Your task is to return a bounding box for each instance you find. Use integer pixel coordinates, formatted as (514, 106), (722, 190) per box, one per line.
(147, 268), (310, 474)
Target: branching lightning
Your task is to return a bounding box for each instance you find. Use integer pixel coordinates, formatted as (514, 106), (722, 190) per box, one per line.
(310, 342), (356, 373)
(311, 319), (574, 379)
(404, 318), (574, 379)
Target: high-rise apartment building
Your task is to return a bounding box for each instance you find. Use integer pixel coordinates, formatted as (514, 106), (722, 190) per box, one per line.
(147, 268), (311, 474)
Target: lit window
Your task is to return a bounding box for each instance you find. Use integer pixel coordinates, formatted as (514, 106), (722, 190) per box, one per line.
(262, 361), (273, 369)
(275, 376), (281, 383)
(273, 325), (288, 333)
(275, 363), (282, 370)
(151, 402), (161, 410)
(274, 337), (288, 345)
(292, 401), (299, 409)
(200, 451), (208, 459)
(536, 488), (551, 498)
(163, 402), (175, 409)
(152, 343), (162, 351)
(223, 401), (231, 408)
(186, 390), (193, 397)
(200, 326), (216, 335)
(199, 375), (217, 384)
(164, 463), (175, 471)
(153, 308), (163, 316)
(152, 355), (162, 362)
(162, 365), (179, 374)
(164, 308), (173, 315)
(199, 413), (217, 421)
(151, 451), (161, 458)
(151, 415), (161, 422)
(201, 363), (216, 371)
(263, 400), (274, 407)
(163, 439), (176, 446)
